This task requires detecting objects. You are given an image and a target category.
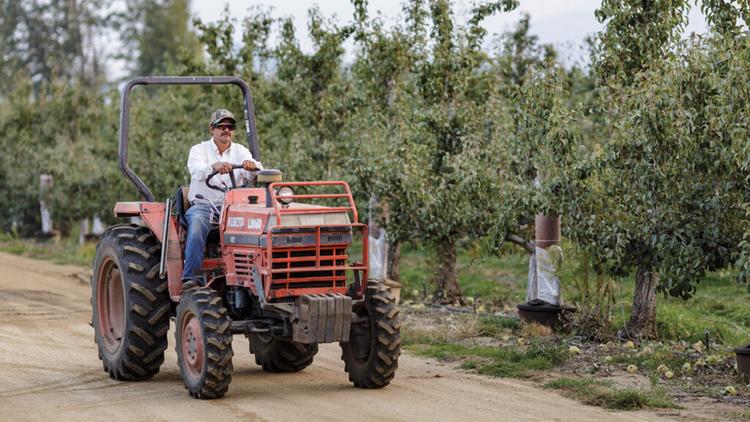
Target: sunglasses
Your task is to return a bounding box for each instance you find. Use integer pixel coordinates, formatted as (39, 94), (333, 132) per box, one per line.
(213, 124), (236, 131)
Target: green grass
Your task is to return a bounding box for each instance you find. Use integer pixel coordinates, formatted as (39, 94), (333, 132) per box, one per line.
(0, 232), (97, 266)
(478, 315), (521, 335)
(398, 242), (528, 303)
(543, 377), (678, 410)
(406, 339), (568, 378)
(604, 270), (750, 346)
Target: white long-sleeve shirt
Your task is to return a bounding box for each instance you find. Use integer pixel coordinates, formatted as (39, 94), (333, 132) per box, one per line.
(187, 138), (262, 205)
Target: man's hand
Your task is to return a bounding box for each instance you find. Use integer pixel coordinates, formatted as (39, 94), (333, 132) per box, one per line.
(242, 160), (258, 171)
(212, 162), (232, 174)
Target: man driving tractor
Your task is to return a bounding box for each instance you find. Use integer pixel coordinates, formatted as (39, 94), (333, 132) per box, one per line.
(92, 76), (399, 399)
(183, 109), (262, 288)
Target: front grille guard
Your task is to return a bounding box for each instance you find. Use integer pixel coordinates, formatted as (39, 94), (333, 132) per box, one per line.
(257, 181), (368, 300)
(260, 223), (369, 300)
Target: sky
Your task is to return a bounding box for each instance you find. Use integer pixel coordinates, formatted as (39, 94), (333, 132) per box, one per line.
(191, 0), (710, 66)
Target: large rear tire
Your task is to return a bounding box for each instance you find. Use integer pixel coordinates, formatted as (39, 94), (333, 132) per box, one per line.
(91, 224), (169, 380)
(340, 280), (401, 388)
(175, 287), (233, 399)
(249, 333), (318, 372)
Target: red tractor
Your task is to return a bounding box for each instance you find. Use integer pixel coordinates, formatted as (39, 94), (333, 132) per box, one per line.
(91, 77), (400, 398)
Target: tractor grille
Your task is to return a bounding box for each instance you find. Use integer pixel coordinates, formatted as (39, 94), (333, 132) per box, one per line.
(233, 252), (252, 278)
(270, 247), (348, 290)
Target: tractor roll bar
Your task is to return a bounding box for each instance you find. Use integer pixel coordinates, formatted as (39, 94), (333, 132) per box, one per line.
(119, 76), (260, 202)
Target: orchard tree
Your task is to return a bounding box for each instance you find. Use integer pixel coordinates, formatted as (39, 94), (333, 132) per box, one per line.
(0, 76), (49, 232)
(701, 1), (750, 285)
(0, 76), (126, 233)
(116, 0), (200, 77)
(186, 7), (275, 162)
(191, 5), (358, 180)
(571, 0), (688, 338)
(0, 0), (111, 92)
(348, 0), (520, 302)
(593, 0), (689, 85)
(184, 5), (354, 184)
(346, 0), (420, 282)
(562, 0), (748, 338)
(487, 62), (582, 255)
(268, 9), (356, 181)
(483, 13), (579, 255)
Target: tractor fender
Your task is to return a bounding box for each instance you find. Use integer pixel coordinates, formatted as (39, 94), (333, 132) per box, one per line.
(114, 201), (183, 299)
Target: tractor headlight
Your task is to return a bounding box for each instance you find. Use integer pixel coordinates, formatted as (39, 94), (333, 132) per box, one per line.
(277, 186), (294, 205)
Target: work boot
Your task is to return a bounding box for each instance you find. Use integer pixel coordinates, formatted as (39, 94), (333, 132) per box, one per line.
(181, 277), (204, 292)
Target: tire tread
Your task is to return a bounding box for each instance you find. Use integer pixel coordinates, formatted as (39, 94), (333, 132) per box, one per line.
(176, 287), (234, 399)
(340, 280), (400, 389)
(92, 224), (170, 381)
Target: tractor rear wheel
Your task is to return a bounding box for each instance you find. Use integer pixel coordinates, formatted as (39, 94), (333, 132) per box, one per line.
(340, 280), (401, 388)
(249, 333), (318, 372)
(175, 287), (233, 399)
(91, 224), (169, 380)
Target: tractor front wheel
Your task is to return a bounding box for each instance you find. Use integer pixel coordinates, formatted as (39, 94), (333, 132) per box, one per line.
(340, 280), (401, 388)
(91, 224), (169, 380)
(175, 287), (233, 399)
(249, 333), (318, 372)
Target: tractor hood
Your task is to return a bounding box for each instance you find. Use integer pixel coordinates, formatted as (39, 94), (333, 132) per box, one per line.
(272, 203), (351, 227)
(222, 202), (352, 248)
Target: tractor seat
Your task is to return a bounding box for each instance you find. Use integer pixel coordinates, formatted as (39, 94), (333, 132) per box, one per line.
(173, 186), (191, 228)
(174, 186), (221, 256)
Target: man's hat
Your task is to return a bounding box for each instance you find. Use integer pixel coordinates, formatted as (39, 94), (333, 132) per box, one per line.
(210, 109), (237, 126)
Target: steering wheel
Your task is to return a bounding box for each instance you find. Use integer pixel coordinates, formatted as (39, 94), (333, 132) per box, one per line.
(206, 164), (257, 192)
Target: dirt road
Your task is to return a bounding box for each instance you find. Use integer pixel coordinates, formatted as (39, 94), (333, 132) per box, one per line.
(0, 251), (672, 422)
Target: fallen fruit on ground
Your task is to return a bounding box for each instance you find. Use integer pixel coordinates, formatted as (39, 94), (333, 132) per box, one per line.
(627, 364), (638, 374)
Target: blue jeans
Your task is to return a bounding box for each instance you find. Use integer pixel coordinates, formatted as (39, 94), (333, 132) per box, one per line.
(183, 203), (217, 281)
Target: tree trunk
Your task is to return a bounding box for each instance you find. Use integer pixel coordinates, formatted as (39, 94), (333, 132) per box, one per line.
(434, 238), (461, 303)
(387, 240), (401, 281)
(627, 266), (659, 339)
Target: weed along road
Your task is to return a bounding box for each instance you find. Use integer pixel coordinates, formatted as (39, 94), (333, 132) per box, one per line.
(0, 251), (668, 422)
